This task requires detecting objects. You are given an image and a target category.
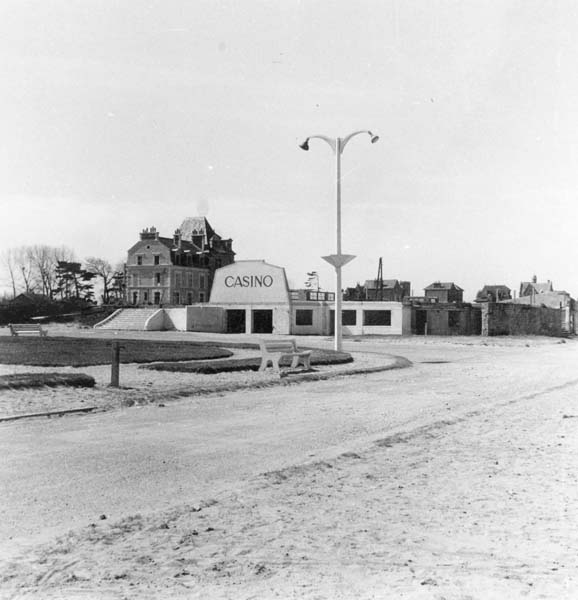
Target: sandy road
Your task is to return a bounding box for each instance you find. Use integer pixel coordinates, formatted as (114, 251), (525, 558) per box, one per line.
(1, 336), (577, 565)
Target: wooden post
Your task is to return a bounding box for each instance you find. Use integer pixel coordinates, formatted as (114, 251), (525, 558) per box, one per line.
(110, 340), (121, 387)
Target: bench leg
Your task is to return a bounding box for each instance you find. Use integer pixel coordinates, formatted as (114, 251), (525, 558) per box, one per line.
(290, 355), (300, 369)
(259, 357), (269, 372)
(302, 355), (311, 370)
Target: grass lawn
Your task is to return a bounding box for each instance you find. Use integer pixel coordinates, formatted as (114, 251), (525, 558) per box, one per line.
(0, 337), (234, 367)
(141, 350), (353, 373)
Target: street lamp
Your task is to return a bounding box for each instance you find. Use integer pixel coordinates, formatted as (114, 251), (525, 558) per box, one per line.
(300, 130), (379, 351)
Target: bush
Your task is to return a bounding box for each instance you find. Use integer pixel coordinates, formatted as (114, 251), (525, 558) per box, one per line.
(0, 373), (96, 390)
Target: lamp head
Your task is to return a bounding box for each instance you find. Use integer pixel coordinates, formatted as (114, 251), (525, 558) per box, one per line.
(369, 131), (379, 144)
(299, 139), (310, 151)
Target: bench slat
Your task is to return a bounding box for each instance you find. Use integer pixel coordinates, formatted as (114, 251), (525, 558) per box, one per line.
(10, 324), (47, 337)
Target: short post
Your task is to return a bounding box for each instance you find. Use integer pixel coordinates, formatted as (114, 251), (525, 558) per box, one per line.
(110, 340), (121, 387)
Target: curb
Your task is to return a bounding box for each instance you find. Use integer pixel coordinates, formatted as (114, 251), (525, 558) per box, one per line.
(0, 406), (98, 423)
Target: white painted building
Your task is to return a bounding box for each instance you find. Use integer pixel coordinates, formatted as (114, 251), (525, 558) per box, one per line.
(181, 260), (410, 336)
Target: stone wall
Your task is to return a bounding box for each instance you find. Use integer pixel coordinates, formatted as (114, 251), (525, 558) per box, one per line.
(481, 302), (564, 337)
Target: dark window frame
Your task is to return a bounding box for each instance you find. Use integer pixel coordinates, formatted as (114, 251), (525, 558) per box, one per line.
(363, 310), (392, 326)
(342, 310), (357, 326)
(295, 309), (313, 326)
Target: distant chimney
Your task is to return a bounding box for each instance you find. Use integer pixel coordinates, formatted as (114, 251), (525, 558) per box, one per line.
(532, 274), (537, 283)
(173, 228), (182, 248)
(140, 226), (158, 241)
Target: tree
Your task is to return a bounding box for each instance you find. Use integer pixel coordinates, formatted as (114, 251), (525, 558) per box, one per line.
(85, 257), (115, 304)
(1, 248), (18, 298)
(29, 245), (75, 299)
(1, 245), (75, 299)
(108, 263), (126, 303)
(55, 261), (96, 303)
(305, 271), (320, 292)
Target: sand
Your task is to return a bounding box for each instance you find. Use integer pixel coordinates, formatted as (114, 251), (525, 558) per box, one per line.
(1, 335), (577, 599)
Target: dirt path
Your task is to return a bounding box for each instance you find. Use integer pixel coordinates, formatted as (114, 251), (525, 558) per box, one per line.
(1, 338), (578, 598)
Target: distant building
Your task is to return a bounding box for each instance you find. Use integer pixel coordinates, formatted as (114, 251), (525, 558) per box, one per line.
(519, 275), (554, 298)
(364, 279), (410, 302)
(8, 292), (51, 307)
(424, 282), (464, 304)
(344, 279), (410, 302)
(475, 285), (512, 303)
(125, 217), (235, 306)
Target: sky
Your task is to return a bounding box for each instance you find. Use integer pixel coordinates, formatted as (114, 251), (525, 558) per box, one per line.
(1, 0), (578, 301)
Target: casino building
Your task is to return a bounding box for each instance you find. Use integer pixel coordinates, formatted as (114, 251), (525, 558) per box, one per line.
(164, 260), (409, 335)
(99, 257), (410, 335)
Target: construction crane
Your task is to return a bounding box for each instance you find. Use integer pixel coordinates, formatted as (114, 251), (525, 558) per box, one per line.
(375, 257), (384, 301)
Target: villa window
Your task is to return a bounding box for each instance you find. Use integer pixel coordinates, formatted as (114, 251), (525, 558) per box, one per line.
(154, 255), (160, 265)
(136, 255), (143, 266)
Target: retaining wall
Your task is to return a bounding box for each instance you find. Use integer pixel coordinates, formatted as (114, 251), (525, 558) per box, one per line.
(481, 302), (564, 337)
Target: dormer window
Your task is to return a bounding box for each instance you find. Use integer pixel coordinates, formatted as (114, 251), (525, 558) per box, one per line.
(137, 255), (143, 265)
(154, 255), (160, 265)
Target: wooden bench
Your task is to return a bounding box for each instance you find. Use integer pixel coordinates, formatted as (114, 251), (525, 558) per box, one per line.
(258, 339), (312, 373)
(9, 323), (47, 337)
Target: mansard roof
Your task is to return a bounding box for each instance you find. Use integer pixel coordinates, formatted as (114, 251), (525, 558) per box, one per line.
(424, 281), (464, 291)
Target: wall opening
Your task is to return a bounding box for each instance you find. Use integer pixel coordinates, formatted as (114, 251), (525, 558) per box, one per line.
(252, 309), (273, 334)
(226, 309), (246, 334)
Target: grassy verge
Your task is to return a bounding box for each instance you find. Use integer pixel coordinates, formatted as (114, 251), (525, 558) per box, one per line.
(0, 337), (234, 366)
(141, 350), (353, 373)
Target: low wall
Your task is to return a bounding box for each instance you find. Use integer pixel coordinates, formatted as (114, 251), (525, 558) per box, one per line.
(482, 303), (564, 337)
(187, 306), (225, 332)
(144, 309), (167, 331)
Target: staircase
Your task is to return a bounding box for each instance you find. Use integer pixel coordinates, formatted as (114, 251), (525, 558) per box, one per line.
(94, 308), (161, 330)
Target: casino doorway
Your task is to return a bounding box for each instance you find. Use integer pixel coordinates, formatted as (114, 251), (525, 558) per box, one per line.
(226, 309), (246, 333)
(252, 309), (273, 334)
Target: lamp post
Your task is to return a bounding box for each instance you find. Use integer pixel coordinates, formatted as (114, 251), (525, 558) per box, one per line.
(300, 130), (379, 351)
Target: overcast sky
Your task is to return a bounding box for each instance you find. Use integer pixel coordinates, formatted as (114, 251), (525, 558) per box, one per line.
(1, 1), (577, 300)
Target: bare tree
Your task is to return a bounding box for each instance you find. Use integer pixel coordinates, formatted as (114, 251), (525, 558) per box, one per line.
(1, 248), (18, 298)
(1, 245), (75, 299)
(84, 257), (116, 304)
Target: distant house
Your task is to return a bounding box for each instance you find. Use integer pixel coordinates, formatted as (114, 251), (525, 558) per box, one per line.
(475, 285), (512, 303)
(424, 282), (464, 304)
(364, 279), (410, 302)
(8, 292), (51, 307)
(125, 217), (235, 306)
(519, 275), (554, 298)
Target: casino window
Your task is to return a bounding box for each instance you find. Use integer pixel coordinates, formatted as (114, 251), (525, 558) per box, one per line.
(136, 255), (143, 265)
(363, 310), (391, 326)
(295, 309), (313, 326)
(155, 273), (161, 285)
(342, 310), (357, 326)
(154, 255), (160, 265)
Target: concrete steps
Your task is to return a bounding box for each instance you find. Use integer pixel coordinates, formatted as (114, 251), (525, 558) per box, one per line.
(95, 308), (160, 331)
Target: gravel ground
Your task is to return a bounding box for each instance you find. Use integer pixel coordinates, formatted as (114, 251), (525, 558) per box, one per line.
(1, 339), (577, 599)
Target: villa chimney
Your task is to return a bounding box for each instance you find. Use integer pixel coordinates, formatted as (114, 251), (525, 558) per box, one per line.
(173, 228), (182, 248)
